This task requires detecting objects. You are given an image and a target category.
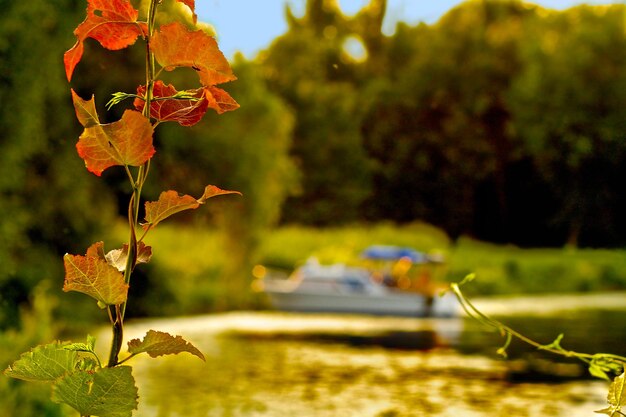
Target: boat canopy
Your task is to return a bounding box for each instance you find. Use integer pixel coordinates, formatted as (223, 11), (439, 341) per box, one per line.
(360, 245), (428, 263)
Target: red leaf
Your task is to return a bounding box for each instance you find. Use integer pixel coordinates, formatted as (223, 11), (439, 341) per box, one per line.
(134, 81), (239, 125)
(134, 81), (209, 126)
(76, 109), (155, 176)
(64, 0), (147, 81)
(151, 22), (236, 87)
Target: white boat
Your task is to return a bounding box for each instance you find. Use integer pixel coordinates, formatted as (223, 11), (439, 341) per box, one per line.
(258, 246), (460, 317)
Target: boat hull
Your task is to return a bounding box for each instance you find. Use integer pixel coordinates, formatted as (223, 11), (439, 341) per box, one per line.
(265, 289), (459, 318)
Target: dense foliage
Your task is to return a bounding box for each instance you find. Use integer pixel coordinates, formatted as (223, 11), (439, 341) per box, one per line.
(262, 0), (626, 248)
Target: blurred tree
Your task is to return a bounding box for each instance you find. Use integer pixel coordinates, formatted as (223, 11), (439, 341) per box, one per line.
(0, 0), (117, 329)
(361, 0), (537, 240)
(509, 4), (626, 246)
(263, 0), (626, 247)
(261, 0), (375, 225)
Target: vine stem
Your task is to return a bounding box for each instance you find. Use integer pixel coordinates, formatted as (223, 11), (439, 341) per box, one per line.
(450, 281), (626, 370)
(107, 0), (159, 368)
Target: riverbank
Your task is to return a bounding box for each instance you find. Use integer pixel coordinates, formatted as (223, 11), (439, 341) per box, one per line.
(129, 222), (626, 316)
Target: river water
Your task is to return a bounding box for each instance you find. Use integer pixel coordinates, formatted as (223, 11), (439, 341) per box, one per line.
(117, 293), (626, 417)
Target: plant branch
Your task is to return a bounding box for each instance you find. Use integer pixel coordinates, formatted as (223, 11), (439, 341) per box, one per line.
(106, 0), (160, 368)
(115, 353), (139, 366)
(449, 279), (626, 372)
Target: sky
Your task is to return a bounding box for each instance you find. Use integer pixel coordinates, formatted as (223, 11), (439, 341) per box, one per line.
(195, 0), (625, 59)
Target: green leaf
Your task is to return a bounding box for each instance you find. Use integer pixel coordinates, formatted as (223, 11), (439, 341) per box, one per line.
(63, 342), (93, 353)
(63, 335), (101, 368)
(64, 335), (97, 354)
(63, 252), (129, 307)
(4, 342), (77, 382)
(106, 92), (140, 110)
(127, 330), (205, 361)
(597, 372), (626, 415)
(609, 372), (626, 409)
(589, 363), (611, 381)
(52, 366), (138, 417)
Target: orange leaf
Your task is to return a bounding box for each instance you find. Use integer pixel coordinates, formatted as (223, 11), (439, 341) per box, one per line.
(151, 22), (236, 87)
(198, 185), (241, 203)
(63, 250), (129, 307)
(76, 109), (155, 176)
(143, 185), (240, 230)
(204, 86), (240, 114)
(64, 0), (147, 81)
(143, 191), (201, 231)
(134, 81), (209, 126)
(86, 241), (106, 259)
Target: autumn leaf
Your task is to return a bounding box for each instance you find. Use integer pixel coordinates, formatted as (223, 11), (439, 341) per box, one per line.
(198, 184), (242, 203)
(76, 109), (155, 176)
(142, 191), (200, 230)
(134, 81), (208, 126)
(63, 247), (129, 307)
(142, 186), (240, 230)
(105, 242), (153, 272)
(128, 330), (205, 361)
(86, 241), (106, 260)
(204, 86), (240, 114)
(64, 0), (147, 81)
(134, 81), (238, 125)
(71, 89), (100, 128)
(151, 22), (236, 87)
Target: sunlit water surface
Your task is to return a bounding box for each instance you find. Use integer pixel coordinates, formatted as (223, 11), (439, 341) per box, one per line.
(113, 293), (626, 417)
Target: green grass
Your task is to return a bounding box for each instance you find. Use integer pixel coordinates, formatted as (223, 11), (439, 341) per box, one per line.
(448, 237), (626, 295)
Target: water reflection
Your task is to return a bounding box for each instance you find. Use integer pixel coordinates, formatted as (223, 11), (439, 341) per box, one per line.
(118, 297), (626, 417)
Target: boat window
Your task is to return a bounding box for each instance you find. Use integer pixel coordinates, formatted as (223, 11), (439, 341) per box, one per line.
(343, 276), (366, 292)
